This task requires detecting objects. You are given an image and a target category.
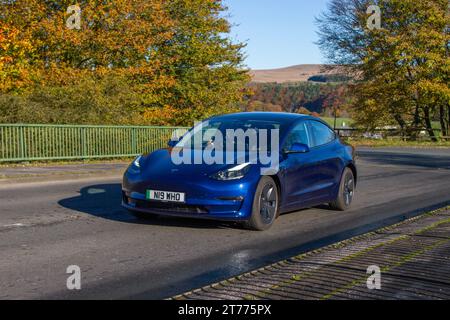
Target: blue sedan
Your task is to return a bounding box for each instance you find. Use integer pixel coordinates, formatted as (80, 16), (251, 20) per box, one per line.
(122, 112), (357, 230)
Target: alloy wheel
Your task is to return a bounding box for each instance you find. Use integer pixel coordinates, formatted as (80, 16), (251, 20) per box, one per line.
(343, 173), (354, 206)
(259, 183), (277, 224)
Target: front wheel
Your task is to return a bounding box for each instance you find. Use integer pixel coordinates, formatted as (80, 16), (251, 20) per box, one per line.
(330, 167), (355, 211)
(245, 176), (279, 231)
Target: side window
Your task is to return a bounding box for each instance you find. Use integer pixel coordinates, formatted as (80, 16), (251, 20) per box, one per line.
(284, 122), (310, 150)
(308, 121), (336, 147)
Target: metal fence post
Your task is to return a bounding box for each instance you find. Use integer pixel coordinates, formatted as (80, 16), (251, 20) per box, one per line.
(81, 127), (87, 158)
(19, 125), (25, 160)
(132, 127), (137, 155)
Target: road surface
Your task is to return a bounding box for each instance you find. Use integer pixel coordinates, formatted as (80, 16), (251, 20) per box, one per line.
(0, 147), (449, 299)
(176, 208), (450, 300)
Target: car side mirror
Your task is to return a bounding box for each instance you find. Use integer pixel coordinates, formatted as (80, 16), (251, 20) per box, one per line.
(168, 138), (180, 148)
(284, 143), (310, 154)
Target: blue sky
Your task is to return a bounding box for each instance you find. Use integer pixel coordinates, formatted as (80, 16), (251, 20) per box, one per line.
(223, 0), (329, 70)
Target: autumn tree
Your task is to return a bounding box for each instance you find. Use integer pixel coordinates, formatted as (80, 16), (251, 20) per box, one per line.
(162, 0), (251, 124)
(245, 100), (283, 112)
(248, 81), (348, 115)
(0, 19), (34, 92)
(0, 0), (250, 125)
(322, 86), (352, 128)
(316, 0), (449, 140)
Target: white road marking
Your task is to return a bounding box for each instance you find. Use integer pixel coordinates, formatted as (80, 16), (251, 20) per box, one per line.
(0, 175), (121, 191)
(1, 223), (26, 228)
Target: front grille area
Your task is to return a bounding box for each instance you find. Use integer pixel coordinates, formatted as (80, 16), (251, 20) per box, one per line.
(133, 199), (209, 215)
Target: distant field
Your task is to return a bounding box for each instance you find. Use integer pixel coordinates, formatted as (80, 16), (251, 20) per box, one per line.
(320, 117), (353, 128)
(250, 64), (342, 83)
(319, 117), (442, 130)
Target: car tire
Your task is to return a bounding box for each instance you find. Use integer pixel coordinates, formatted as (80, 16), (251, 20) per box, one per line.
(330, 167), (355, 211)
(127, 210), (158, 220)
(245, 176), (279, 231)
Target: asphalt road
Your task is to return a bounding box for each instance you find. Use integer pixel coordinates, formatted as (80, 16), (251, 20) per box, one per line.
(0, 147), (449, 299)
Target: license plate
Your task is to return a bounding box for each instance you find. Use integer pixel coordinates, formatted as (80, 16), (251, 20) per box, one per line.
(146, 190), (186, 203)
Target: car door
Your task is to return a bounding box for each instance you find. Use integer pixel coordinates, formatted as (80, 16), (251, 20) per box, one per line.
(280, 121), (319, 209)
(305, 120), (342, 199)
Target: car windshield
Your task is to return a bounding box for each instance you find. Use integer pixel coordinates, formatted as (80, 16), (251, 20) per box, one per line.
(176, 119), (283, 152)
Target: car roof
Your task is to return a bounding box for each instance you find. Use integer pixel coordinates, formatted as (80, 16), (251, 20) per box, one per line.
(210, 112), (315, 125)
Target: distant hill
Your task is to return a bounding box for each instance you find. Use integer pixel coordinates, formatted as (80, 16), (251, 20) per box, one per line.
(250, 64), (345, 83)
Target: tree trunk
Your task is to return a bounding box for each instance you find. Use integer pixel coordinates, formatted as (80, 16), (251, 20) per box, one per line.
(393, 114), (407, 140)
(423, 107), (437, 142)
(409, 104), (421, 140)
(447, 103), (450, 137)
(439, 105), (447, 137)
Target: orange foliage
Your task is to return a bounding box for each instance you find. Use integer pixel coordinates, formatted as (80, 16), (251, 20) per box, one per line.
(1, 0), (250, 125)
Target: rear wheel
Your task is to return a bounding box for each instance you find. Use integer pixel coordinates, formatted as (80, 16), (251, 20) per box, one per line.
(330, 167), (355, 211)
(127, 210), (158, 220)
(245, 177), (279, 231)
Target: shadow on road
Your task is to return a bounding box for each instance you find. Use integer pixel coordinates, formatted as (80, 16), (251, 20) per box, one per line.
(58, 183), (238, 230)
(357, 151), (450, 170)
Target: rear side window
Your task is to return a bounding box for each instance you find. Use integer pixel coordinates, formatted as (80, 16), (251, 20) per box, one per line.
(308, 121), (335, 147)
(284, 122), (310, 150)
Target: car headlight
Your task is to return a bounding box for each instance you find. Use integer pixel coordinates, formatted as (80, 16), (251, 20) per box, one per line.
(133, 155), (142, 168)
(128, 155), (142, 174)
(210, 163), (251, 181)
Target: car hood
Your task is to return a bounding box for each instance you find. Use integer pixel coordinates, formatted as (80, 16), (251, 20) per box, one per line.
(139, 149), (254, 180)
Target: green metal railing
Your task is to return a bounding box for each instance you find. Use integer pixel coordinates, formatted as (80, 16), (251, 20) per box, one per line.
(0, 124), (189, 162)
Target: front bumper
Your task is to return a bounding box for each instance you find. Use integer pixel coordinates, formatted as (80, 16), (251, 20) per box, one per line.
(122, 170), (259, 221)
(122, 191), (250, 221)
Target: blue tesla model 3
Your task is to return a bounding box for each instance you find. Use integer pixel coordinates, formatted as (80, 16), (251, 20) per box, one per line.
(122, 112), (357, 230)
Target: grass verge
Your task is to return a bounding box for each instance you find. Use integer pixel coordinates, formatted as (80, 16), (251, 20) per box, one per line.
(345, 138), (450, 148)
(0, 157), (134, 168)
